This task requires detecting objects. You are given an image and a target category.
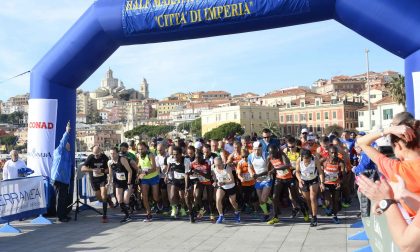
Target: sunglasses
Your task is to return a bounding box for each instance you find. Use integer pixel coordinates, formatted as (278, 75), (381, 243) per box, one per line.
(263, 137), (270, 139)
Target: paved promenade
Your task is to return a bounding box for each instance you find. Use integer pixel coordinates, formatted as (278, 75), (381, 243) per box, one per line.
(0, 204), (368, 252)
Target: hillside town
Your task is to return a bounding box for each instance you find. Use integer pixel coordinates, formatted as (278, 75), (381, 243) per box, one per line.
(0, 68), (404, 152)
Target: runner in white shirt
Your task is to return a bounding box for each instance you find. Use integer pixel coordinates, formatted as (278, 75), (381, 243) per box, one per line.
(2, 150), (26, 180)
(155, 143), (170, 214)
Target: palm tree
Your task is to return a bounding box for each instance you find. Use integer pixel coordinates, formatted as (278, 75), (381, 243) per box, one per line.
(388, 74), (406, 111)
(264, 121), (281, 137)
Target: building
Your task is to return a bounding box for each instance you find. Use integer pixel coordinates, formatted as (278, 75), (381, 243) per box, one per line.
(77, 128), (121, 151)
(156, 99), (186, 116)
(125, 100), (153, 130)
(278, 95), (364, 136)
(313, 76), (366, 95)
(1, 93), (29, 114)
(77, 90), (97, 115)
(139, 78), (150, 99)
(357, 96), (405, 132)
(260, 87), (315, 107)
(201, 104), (279, 136)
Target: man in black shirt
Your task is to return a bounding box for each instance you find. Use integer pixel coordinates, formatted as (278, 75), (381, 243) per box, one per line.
(81, 146), (109, 222)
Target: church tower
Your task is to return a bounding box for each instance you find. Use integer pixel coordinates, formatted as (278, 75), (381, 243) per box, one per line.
(140, 78), (149, 99)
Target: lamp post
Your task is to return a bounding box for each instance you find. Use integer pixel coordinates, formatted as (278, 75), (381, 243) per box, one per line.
(365, 49), (371, 131)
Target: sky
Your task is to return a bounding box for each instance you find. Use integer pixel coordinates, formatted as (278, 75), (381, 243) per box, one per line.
(0, 0), (404, 101)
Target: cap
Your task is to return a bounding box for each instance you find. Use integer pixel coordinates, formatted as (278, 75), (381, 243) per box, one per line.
(194, 141), (203, 149)
(301, 128), (308, 134)
(253, 141), (261, 149)
(358, 131), (366, 136)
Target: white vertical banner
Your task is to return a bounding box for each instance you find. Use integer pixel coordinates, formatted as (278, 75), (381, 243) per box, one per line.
(413, 72), (420, 119)
(27, 99), (58, 177)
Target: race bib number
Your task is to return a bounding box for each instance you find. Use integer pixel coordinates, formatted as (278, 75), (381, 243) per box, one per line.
(142, 167), (151, 173)
(290, 161), (296, 170)
(116, 172), (126, 181)
(277, 169), (290, 176)
(174, 171), (185, 179)
(93, 169), (104, 177)
(242, 173), (253, 181)
(198, 175), (209, 183)
(325, 173), (339, 182)
(302, 171), (317, 180)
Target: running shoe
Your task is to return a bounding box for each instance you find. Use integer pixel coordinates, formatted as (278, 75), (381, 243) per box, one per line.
(190, 212), (196, 223)
(101, 216), (109, 223)
(310, 217), (318, 227)
(341, 202), (351, 208)
(267, 217), (279, 225)
(180, 207), (187, 217)
(291, 208), (299, 218)
(216, 215), (224, 224)
(197, 208), (206, 219)
(170, 207), (178, 218)
(210, 214), (216, 223)
(143, 214), (153, 222)
(303, 213), (310, 222)
(333, 216), (340, 224)
(120, 216), (132, 224)
(234, 212), (241, 223)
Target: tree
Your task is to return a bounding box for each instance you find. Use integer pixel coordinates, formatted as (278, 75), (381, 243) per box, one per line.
(124, 125), (175, 139)
(324, 124), (344, 136)
(204, 122), (244, 140)
(388, 74), (406, 110)
(178, 118), (202, 137)
(263, 121), (281, 137)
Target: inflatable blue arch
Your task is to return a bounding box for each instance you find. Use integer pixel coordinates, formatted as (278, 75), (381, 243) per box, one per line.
(28, 0), (420, 177)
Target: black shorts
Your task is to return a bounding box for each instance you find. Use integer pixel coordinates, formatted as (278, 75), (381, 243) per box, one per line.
(91, 176), (107, 191)
(159, 178), (167, 190)
(219, 186), (237, 197)
(169, 179), (185, 191)
(187, 178), (199, 190)
(325, 183), (340, 192)
(301, 177), (319, 192)
(242, 185), (258, 202)
(275, 178), (297, 188)
(115, 179), (128, 190)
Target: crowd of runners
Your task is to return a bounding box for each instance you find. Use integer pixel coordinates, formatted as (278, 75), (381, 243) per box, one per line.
(80, 126), (365, 227)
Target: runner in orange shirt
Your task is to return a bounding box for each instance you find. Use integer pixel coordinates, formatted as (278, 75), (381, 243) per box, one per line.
(237, 148), (257, 214)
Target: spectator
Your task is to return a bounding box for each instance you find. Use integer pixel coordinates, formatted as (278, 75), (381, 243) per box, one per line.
(356, 112), (420, 218)
(2, 150), (26, 180)
(357, 175), (420, 252)
(51, 122), (73, 223)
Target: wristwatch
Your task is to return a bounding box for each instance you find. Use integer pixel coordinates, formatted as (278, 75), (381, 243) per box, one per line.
(379, 199), (396, 212)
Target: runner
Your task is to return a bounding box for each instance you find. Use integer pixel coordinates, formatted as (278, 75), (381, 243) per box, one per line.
(316, 136), (331, 164)
(137, 142), (159, 222)
(166, 146), (189, 218)
(155, 143), (170, 215)
(296, 149), (325, 227)
(120, 142), (140, 212)
(203, 143), (218, 166)
(322, 146), (346, 224)
(267, 145), (309, 224)
(236, 148), (258, 214)
(81, 146), (109, 223)
(249, 141), (272, 222)
(331, 137), (352, 208)
(188, 149), (214, 223)
(212, 157), (241, 224)
(107, 147), (133, 223)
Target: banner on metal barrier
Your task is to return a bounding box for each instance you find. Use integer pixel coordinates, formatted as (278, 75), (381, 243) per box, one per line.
(27, 99), (58, 177)
(412, 72), (420, 119)
(0, 176), (47, 219)
(123, 0), (310, 35)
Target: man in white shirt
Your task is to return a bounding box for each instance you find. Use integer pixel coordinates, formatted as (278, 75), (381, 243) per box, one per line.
(2, 150), (26, 180)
